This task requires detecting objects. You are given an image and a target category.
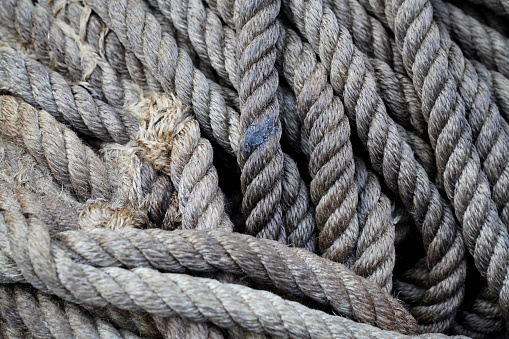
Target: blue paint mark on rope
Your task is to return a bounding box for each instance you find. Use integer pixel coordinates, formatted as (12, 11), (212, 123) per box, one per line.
(244, 116), (278, 154)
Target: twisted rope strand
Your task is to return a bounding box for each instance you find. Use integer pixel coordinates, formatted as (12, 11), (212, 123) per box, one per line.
(329, 0), (509, 233)
(0, 46), (137, 144)
(431, 0), (509, 79)
(0, 95), (113, 201)
(55, 226), (412, 329)
(378, 0), (509, 318)
(0, 0), (141, 108)
(463, 0), (509, 19)
(0, 285), (144, 339)
(450, 287), (505, 339)
(150, 0), (317, 247)
(233, 0), (285, 240)
(0, 206), (420, 334)
(280, 0), (467, 331)
(179, 0), (394, 289)
(136, 95), (233, 231)
(84, 0), (242, 156)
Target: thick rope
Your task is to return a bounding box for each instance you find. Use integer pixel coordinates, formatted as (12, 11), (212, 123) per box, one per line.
(0, 95), (113, 201)
(102, 144), (182, 229)
(280, 0), (467, 331)
(382, 0), (509, 318)
(463, 0), (509, 19)
(0, 207), (422, 335)
(54, 226), (409, 328)
(448, 0), (509, 37)
(150, 0), (317, 247)
(0, 46), (138, 144)
(327, 0), (509, 233)
(431, 0), (509, 79)
(232, 0), (285, 240)
(84, 0), (242, 156)
(0, 0), (142, 108)
(136, 95), (233, 231)
(450, 287), (506, 339)
(172, 0), (394, 289)
(0, 284), (144, 339)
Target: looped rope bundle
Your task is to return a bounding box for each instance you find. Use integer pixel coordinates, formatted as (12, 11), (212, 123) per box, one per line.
(0, 0), (508, 337)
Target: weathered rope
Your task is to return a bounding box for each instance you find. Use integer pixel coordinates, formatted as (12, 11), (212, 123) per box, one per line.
(0, 95), (114, 201)
(0, 46), (138, 144)
(328, 0), (509, 233)
(136, 94), (233, 231)
(382, 0), (509, 318)
(149, 0), (318, 247)
(0, 207), (423, 335)
(280, 0), (467, 331)
(84, 0), (242, 156)
(173, 0), (393, 289)
(54, 226), (407, 328)
(232, 0), (285, 240)
(102, 144), (182, 229)
(450, 287), (506, 339)
(431, 0), (509, 78)
(0, 284), (144, 339)
(0, 0), (142, 108)
(448, 0), (509, 37)
(472, 61), (509, 128)
(463, 0), (509, 19)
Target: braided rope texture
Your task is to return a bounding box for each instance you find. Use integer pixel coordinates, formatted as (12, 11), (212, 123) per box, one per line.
(0, 0), (508, 337)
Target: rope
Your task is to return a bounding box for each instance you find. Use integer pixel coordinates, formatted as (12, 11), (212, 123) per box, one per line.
(463, 0), (509, 19)
(0, 46), (138, 144)
(384, 0), (509, 318)
(142, 0), (316, 246)
(327, 0), (509, 236)
(0, 95), (113, 201)
(54, 226), (408, 328)
(0, 0), (142, 108)
(450, 287), (506, 339)
(0, 210), (424, 336)
(136, 94), (233, 231)
(281, 0), (467, 331)
(233, 0), (285, 240)
(102, 145), (182, 229)
(431, 0), (509, 79)
(168, 0), (393, 289)
(0, 284), (144, 339)
(84, 0), (242, 156)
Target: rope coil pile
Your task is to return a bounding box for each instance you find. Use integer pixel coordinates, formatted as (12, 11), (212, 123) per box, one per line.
(0, 0), (508, 337)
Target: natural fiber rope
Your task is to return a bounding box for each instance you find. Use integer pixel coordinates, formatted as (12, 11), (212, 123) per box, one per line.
(0, 0), (142, 109)
(473, 60), (509, 129)
(54, 226), (407, 328)
(84, 0), (242, 156)
(280, 0), (467, 331)
(0, 284), (143, 339)
(0, 95), (114, 201)
(450, 287), (505, 339)
(463, 0), (509, 19)
(380, 0), (509, 319)
(0, 46), (138, 144)
(155, 0), (320, 248)
(448, 0), (509, 37)
(105, 0), (316, 246)
(278, 27), (395, 288)
(0, 204), (422, 335)
(164, 0), (394, 289)
(431, 0), (509, 79)
(233, 0), (286, 241)
(136, 94), (233, 231)
(326, 0), (509, 233)
(101, 144), (182, 229)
